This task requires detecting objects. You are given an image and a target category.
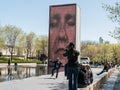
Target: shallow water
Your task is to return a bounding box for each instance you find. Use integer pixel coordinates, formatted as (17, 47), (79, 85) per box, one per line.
(0, 64), (48, 82)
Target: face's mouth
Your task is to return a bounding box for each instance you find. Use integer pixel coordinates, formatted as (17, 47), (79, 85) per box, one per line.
(55, 48), (65, 53)
(54, 48), (66, 59)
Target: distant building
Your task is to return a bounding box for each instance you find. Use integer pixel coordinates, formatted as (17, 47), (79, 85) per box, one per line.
(99, 37), (103, 44)
(0, 46), (25, 57)
(104, 41), (110, 44)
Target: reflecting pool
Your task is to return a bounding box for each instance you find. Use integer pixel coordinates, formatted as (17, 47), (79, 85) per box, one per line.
(0, 64), (48, 82)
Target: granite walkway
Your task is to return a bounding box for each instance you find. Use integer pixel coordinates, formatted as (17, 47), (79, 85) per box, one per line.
(113, 68), (120, 90)
(0, 67), (119, 90)
(101, 67), (120, 90)
(0, 68), (102, 90)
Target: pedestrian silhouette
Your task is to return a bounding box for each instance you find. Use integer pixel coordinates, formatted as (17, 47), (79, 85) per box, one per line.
(63, 42), (80, 90)
(51, 57), (63, 78)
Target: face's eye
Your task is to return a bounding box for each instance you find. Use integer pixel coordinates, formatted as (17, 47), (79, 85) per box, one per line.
(65, 14), (75, 26)
(67, 19), (75, 26)
(50, 19), (58, 28)
(50, 14), (60, 28)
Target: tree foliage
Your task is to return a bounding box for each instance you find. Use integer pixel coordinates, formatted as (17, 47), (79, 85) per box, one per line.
(0, 24), (48, 61)
(25, 32), (36, 59)
(103, 2), (120, 24)
(1, 25), (22, 61)
(35, 35), (48, 60)
(103, 2), (120, 42)
(81, 41), (120, 63)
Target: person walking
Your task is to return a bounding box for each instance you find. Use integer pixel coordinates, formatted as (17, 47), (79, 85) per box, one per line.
(97, 63), (109, 75)
(51, 57), (63, 79)
(63, 42), (80, 90)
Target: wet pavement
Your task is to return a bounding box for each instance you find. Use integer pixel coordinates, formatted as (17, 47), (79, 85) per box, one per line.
(0, 67), (119, 90)
(0, 68), (103, 90)
(113, 70), (120, 90)
(101, 67), (120, 90)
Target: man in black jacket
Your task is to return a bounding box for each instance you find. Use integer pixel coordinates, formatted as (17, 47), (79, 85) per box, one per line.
(63, 42), (79, 90)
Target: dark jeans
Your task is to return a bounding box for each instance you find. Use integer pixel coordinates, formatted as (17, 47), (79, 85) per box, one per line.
(67, 66), (79, 90)
(51, 67), (59, 78)
(64, 64), (68, 77)
(97, 69), (107, 75)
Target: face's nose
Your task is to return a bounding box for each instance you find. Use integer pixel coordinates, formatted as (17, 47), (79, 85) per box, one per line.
(58, 21), (68, 43)
(59, 21), (65, 36)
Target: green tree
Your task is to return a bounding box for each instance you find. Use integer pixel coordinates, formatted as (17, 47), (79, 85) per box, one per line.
(0, 27), (6, 50)
(16, 32), (26, 57)
(81, 41), (98, 60)
(39, 35), (48, 54)
(25, 32), (36, 59)
(1, 25), (22, 62)
(35, 35), (48, 60)
(103, 2), (120, 42)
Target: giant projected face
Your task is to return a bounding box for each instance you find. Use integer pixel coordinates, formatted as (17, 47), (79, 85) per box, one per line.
(49, 5), (76, 63)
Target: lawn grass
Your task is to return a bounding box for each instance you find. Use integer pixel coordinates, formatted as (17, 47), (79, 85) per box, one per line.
(0, 57), (42, 63)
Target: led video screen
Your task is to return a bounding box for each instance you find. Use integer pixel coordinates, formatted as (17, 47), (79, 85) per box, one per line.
(49, 4), (77, 65)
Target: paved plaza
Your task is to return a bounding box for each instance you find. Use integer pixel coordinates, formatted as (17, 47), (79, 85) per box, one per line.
(113, 69), (120, 90)
(100, 69), (118, 90)
(0, 67), (119, 90)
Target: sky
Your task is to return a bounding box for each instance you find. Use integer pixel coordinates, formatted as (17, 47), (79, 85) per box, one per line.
(0, 0), (119, 43)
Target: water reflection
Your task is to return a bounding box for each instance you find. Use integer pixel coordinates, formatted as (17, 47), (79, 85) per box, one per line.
(0, 64), (48, 82)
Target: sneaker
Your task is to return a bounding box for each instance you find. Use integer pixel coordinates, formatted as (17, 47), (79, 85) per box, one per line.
(97, 73), (99, 75)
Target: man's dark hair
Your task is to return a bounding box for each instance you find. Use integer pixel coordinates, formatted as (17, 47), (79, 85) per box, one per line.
(68, 42), (75, 48)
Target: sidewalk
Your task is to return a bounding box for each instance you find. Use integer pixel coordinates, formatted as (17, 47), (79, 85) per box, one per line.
(113, 68), (120, 90)
(101, 67), (120, 90)
(113, 73), (120, 90)
(0, 68), (115, 90)
(0, 68), (103, 90)
(0, 72), (68, 90)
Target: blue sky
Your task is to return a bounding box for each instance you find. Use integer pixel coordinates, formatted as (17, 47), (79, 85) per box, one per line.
(0, 0), (119, 43)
